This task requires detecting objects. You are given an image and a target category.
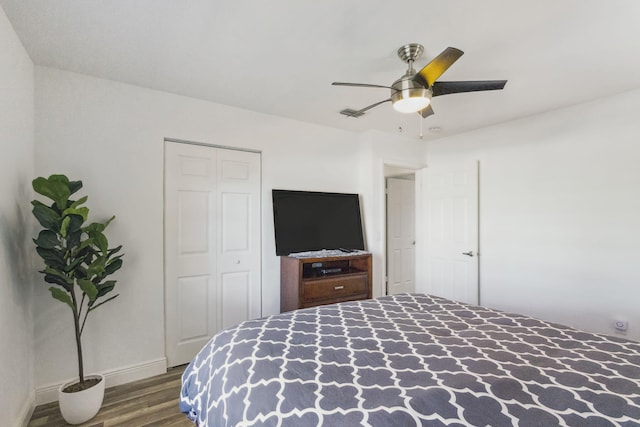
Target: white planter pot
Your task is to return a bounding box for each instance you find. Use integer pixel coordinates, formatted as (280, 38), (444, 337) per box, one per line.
(58, 374), (105, 425)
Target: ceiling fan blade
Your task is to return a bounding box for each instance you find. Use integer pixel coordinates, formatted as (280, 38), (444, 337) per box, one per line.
(342, 98), (391, 117)
(332, 82), (397, 91)
(432, 80), (507, 96)
(418, 104), (434, 118)
(413, 47), (464, 88)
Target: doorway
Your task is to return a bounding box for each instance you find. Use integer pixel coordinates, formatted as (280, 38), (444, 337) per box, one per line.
(385, 166), (417, 295)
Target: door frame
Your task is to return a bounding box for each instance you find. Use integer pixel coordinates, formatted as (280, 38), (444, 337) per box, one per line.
(164, 137), (262, 155)
(422, 160), (480, 305)
(377, 158), (426, 297)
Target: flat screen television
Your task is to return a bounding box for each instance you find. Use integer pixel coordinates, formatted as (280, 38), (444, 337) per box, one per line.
(272, 189), (365, 256)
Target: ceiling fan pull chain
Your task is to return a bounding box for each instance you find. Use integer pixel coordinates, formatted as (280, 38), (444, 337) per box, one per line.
(419, 115), (424, 139)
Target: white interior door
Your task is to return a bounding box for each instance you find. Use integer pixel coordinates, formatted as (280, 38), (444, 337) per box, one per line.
(164, 141), (261, 366)
(423, 161), (479, 304)
(386, 177), (416, 295)
(216, 148), (261, 330)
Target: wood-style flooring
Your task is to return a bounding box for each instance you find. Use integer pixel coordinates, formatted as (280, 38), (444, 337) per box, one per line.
(28, 365), (194, 427)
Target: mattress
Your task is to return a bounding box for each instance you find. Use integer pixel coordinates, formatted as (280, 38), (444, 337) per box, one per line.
(180, 293), (640, 426)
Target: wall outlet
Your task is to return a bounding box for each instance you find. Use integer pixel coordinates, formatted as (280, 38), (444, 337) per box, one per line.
(614, 319), (629, 332)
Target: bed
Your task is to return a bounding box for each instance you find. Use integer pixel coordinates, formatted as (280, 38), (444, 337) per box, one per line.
(179, 293), (640, 426)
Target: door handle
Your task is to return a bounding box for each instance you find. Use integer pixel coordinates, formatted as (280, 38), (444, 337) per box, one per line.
(462, 251), (474, 257)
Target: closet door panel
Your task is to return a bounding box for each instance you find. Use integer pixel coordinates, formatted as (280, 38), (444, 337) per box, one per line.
(165, 142), (261, 367)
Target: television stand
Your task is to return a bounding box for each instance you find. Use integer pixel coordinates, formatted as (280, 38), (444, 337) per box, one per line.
(280, 252), (372, 312)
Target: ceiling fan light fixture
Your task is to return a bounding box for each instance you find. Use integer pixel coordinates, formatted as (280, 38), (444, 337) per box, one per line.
(391, 88), (431, 113)
(333, 43), (506, 120)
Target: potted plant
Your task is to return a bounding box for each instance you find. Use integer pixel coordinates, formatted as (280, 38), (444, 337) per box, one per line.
(31, 174), (124, 424)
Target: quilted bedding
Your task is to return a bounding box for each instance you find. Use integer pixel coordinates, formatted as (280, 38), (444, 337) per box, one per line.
(180, 293), (640, 426)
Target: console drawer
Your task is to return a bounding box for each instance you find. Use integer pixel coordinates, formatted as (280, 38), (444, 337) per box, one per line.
(280, 253), (372, 313)
(302, 273), (368, 303)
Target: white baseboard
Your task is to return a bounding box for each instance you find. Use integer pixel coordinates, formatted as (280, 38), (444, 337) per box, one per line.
(35, 357), (167, 405)
(18, 390), (35, 427)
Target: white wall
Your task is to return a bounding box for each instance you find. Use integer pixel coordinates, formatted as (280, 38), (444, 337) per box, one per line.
(0, 5), (35, 426)
(424, 88), (640, 342)
(32, 67), (426, 397)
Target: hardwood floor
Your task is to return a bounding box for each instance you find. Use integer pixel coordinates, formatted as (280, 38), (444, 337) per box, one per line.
(28, 365), (194, 427)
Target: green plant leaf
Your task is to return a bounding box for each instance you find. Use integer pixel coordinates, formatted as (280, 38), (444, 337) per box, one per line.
(77, 279), (99, 301)
(64, 257), (84, 274)
(63, 206), (89, 222)
(66, 229), (82, 249)
(32, 175), (71, 211)
(68, 214), (84, 231)
(94, 233), (108, 253)
(49, 287), (75, 311)
(84, 221), (105, 234)
(103, 215), (115, 228)
(71, 239), (93, 257)
(68, 180), (83, 195)
(60, 216), (71, 237)
(44, 271), (73, 292)
(86, 258), (106, 279)
(31, 202), (61, 231)
(107, 245), (123, 257)
(36, 246), (65, 269)
(34, 230), (60, 249)
(104, 257), (123, 275)
(43, 266), (70, 279)
(69, 195), (88, 209)
(95, 280), (116, 298)
(73, 264), (88, 279)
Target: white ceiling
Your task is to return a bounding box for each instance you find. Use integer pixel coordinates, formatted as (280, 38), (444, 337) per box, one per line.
(3, 0), (640, 140)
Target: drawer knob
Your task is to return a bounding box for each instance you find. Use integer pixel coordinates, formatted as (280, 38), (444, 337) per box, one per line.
(334, 285), (345, 290)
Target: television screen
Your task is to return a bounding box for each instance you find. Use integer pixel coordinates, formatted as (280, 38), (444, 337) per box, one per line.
(272, 189), (365, 256)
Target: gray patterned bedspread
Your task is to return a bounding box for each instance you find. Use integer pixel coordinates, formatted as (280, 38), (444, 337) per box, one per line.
(179, 293), (640, 426)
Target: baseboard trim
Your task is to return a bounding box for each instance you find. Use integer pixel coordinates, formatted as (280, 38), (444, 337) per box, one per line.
(35, 357), (167, 405)
(18, 390), (35, 427)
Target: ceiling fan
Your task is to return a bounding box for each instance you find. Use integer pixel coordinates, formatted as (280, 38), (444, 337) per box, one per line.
(333, 43), (507, 119)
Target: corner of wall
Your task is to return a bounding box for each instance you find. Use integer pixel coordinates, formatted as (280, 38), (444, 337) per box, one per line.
(18, 391), (35, 427)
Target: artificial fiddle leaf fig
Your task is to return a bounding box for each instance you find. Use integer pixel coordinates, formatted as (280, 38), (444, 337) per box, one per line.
(32, 174), (124, 388)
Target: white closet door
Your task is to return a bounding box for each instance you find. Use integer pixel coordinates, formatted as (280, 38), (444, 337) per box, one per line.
(164, 141), (261, 366)
(216, 148), (261, 330)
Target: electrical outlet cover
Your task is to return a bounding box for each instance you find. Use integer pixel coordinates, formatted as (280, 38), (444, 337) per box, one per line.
(614, 320), (629, 331)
